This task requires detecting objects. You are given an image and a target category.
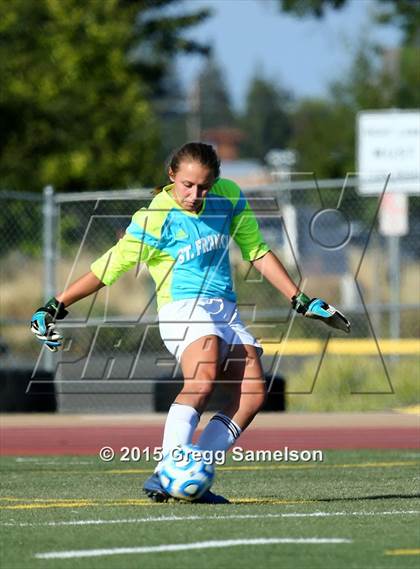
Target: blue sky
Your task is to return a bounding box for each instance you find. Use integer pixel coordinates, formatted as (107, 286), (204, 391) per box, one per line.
(177, 0), (401, 110)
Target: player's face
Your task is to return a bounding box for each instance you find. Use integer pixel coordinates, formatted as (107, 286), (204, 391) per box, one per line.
(169, 161), (215, 213)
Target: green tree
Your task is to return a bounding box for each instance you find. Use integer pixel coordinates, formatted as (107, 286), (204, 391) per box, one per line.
(241, 74), (292, 162)
(277, 0), (420, 45)
(375, 0), (420, 45)
(331, 42), (420, 110)
(290, 98), (352, 177)
(197, 57), (236, 130)
(279, 0), (420, 178)
(290, 38), (420, 179)
(0, 0), (210, 192)
(277, 0), (346, 18)
(152, 65), (189, 166)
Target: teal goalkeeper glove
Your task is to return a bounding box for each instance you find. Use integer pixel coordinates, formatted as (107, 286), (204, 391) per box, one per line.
(292, 292), (351, 334)
(30, 297), (68, 352)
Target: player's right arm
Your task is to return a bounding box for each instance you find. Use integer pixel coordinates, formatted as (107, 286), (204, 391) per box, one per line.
(30, 208), (156, 351)
(30, 273), (104, 352)
(56, 271), (105, 307)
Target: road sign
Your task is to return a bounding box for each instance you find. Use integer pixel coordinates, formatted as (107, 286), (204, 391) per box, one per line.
(357, 110), (420, 195)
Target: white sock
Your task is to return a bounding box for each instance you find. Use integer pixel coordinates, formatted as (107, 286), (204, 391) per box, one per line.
(197, 412), (242, 452)
(161, 403), (200, 459)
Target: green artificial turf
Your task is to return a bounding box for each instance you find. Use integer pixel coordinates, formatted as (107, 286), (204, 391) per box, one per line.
(0, 450), (419, 569)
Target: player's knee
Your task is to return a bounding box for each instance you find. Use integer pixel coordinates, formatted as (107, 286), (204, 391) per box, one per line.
(181, 386), (214, 412)
(180, 366), (217, 409)
(194, 379), (216, 399)
(183, 362), (218, 382)
(245, 383), (267, 415)
(254, 387), (267, 413)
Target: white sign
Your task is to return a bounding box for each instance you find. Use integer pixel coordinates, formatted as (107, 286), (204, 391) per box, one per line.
(379, 193), (409, 236)
(357, 110), (420, 194)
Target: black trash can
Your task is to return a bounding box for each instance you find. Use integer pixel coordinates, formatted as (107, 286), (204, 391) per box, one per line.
(0, 368), (57, 412)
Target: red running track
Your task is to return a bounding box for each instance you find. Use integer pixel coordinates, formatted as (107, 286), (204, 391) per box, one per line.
(1, 426), (419, 455)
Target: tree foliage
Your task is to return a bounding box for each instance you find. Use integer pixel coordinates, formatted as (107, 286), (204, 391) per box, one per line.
(0, 0), (210, 192)
(290, 39), (420, 178)
(290, 99), (353, 178)
(331, 43), (420, 110)
(371, 0), (420, 46)
(197, 57), (236, 131)
(277, 0), (419, 177)
(241, 74), (292, 162)
(277, 0), (346, 18)
(277, 0), (420, 45)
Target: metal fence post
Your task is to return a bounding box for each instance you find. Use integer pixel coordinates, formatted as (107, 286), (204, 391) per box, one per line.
(42, 185), (56, 371)
(388, 234), (401, 340)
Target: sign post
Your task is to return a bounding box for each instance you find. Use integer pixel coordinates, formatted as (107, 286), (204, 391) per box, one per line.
(357, 110), (419, 341)
(379, 193), (409, 341)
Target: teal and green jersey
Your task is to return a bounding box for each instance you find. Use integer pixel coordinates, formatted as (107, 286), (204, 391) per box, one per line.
(90, 178), (270, 311)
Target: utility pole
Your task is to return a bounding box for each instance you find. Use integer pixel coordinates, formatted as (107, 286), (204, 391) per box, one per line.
(187, 78), (201, 141)
(266, 149), (298, 267)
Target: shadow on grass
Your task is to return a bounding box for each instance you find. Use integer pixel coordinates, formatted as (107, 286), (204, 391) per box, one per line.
(316, 493), (420, 502)
(231, 493), (420, 505)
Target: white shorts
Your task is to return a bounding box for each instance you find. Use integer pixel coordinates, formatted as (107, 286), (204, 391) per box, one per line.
(158, 297), (263, 362)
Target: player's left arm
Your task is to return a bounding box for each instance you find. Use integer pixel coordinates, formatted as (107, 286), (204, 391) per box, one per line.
(251, 251), (351, 334)
(229, 183), (350, 333)
(229, 186), (297, 300)
(250, 250), (298, 301)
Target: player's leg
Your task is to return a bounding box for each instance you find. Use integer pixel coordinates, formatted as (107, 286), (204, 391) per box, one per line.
(171, 333), (231, 503)
(221, 343), (267, 429)
(197, 343), (267, 452)
(143, 334), (222, 501)
(177, 334), (222, 407)
(160, 333), (222, 455)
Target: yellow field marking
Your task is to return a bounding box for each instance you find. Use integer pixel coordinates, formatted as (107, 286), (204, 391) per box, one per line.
(261, 338), (420, 356)
(394, 405), (420, 415)
(104, 500), (162, 507)
(0, 497), (26, 501)
(0, 499), (163, 511)
(108, 460), (420, 475)
(0, 495), (320, 510)
(107, 467), (153, 474)
(385, 549), (420, 556)
(2, 502), (97, 510)
(1, 461), (418, 510)
(2, 492), (419, 511)
(221, 460), (420, 472)
(4, 461), (417, 477)
(0, 497), (146, 503)
(107, 466), (316, 474)
(0, 497), (93, 502)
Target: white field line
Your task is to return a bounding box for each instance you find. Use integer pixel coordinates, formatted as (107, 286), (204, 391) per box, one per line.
(4, 510), (419, 528)
(35, 537), (352, 559)
(14, 458), (93, 465)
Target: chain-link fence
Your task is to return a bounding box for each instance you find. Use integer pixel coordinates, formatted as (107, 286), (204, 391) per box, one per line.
(1, 180), (419, 412)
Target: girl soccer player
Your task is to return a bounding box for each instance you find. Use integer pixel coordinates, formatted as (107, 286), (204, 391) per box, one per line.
(31, 142), (350, 503)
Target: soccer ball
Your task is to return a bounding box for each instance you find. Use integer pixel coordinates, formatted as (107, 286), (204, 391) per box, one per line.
(158, 444), (215, 501)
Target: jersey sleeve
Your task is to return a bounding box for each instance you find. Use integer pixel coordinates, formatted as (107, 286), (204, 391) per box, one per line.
(230, 191), (271, 262)
(90, 208), (158, 285)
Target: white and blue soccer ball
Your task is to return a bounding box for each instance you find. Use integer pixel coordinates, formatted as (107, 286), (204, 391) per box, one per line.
(158, 444), (215, 501)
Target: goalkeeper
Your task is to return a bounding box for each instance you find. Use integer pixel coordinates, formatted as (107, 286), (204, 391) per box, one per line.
(31, 142), (350, 504)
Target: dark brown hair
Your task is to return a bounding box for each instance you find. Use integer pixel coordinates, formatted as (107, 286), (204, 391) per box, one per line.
(154, 142), (220, 194)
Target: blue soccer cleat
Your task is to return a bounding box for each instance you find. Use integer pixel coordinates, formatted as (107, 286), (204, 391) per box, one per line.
(143, 472), (170, 503)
